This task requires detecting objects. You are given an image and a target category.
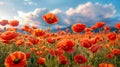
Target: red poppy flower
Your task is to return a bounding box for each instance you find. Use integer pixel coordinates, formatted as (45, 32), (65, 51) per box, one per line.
(104, 26), (110, 31)
(26, 53), (31, 59)
(89, 45), (101, 53)
(28, 37), (39, 45)
(80, 39), (92, 48)
(60, 31), (66, 35)
(4, 51), (27, 67)
(106, 54), (114, 59)
(47, 37), (56, 44)
(99, 63), (115, 67)
(72, 23), (86, 33)
(56, 39), (75, 53)
(90, 38), (97, 44)
(0, 31), (18, 41)
(6, 27), (18, 31)
(0, 19), (9, 26)
(37, 57), (46, 65)
(58, 55), (68, 65)
(25, 41), (32, 46)
(91, 25), (97, 30)
(107, 32), (116, 41)
(34, 28), (45, 36)
(42, 13), (58, 24)
(21, 25), (33, 33)
(16, 40), (24, 46)
(112, 49), (120, 56)
(48, 49), (56, 56)
(74, 54), (87, 64)
(55, 49), (64, 56)
(85, 28), (92, 32)
(9, 20), (19, 26)
(95, 22), (105, 28)
(115, 22), (120, 29)
(1, 40), (10, 44)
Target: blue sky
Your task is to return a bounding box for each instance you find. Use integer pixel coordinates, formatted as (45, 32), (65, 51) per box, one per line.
(0, 0), (120, 28)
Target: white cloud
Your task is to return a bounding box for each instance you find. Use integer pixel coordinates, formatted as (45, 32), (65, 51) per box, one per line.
(66, 2), (116, 25)
(0, 1), (5, 5)
(16, 2), (118, 28)
(24, 0), (37, 5)
(17, 8), (49, 26)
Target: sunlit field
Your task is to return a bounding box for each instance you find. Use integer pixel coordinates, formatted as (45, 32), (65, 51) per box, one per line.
(0, 13), (120, 67)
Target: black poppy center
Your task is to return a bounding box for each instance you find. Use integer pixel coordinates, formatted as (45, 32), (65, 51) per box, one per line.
(13, 58), (21, 64)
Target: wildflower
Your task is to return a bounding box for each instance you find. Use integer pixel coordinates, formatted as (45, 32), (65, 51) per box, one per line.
(72, 23), (86, 33)
(74, 54), (87, 64)
(9, 20), (19, 26)
(42, 13), (58, 24)
(58, 55), (68, 65)
(80, 39), (92, 48)
(0, 19), (9, 26)
(37, 57), (46, 65)
(0, 31), (18, 41)
(4, 51), (27, 67)
(56, 39), (75, 53)
(107, 32), (116, 41)
(34, 28), (45, 36)
(115, 22), (120, 29)
(95, 22), (105, 28)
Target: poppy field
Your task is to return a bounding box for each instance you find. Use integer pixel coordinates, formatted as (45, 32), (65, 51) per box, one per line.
(0, 13), (120, 67)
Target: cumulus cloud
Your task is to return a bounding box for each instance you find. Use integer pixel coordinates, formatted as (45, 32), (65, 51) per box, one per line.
(0, 1), (5, 5)
(66, 2), (116, 26)
(16, 2), (119, 29)
(17, 8), (49, 26)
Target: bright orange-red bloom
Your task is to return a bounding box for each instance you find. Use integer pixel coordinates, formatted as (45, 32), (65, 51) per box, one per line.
(112, 49), (120, 56)
(37, 57), (46, 65)
(16, 40), (24, 46)
(21, 25), (33, 33)
(0, 31), (18, 41)
(91, 25), (97, 30)
(106, 54), (114, 59)
(85, 28), (92, 32)
(60, 31), (66, 35)
(95, 22), (105, 28)
(58, 55), (68, 65)
(55, 49), (64, 56)
(74, 54), (87, 64)
(80, 39), (92, 48)
(104, 26), (110, 31)
(56, 39), (75, 53)
(48, 49), (56, 56)
(89, 45), (101, 53)
(26, 53), (31, 59)
(9, 20), (19, 26)
(28, 37), (39, 45)
(6, 28), (18, 31)
(34, 28), (45, 36)
(42, 13), (58, 24)
(47, 37), (55, 44)
(115, 22), (120, 29)
(90, 38), (97, 44)
(72, 23), (86, 33)
(107, 32), (116, 41)
(4, 51), (27, 67)
(0, 19), (9, 26)
(99, 63), (115, 67)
